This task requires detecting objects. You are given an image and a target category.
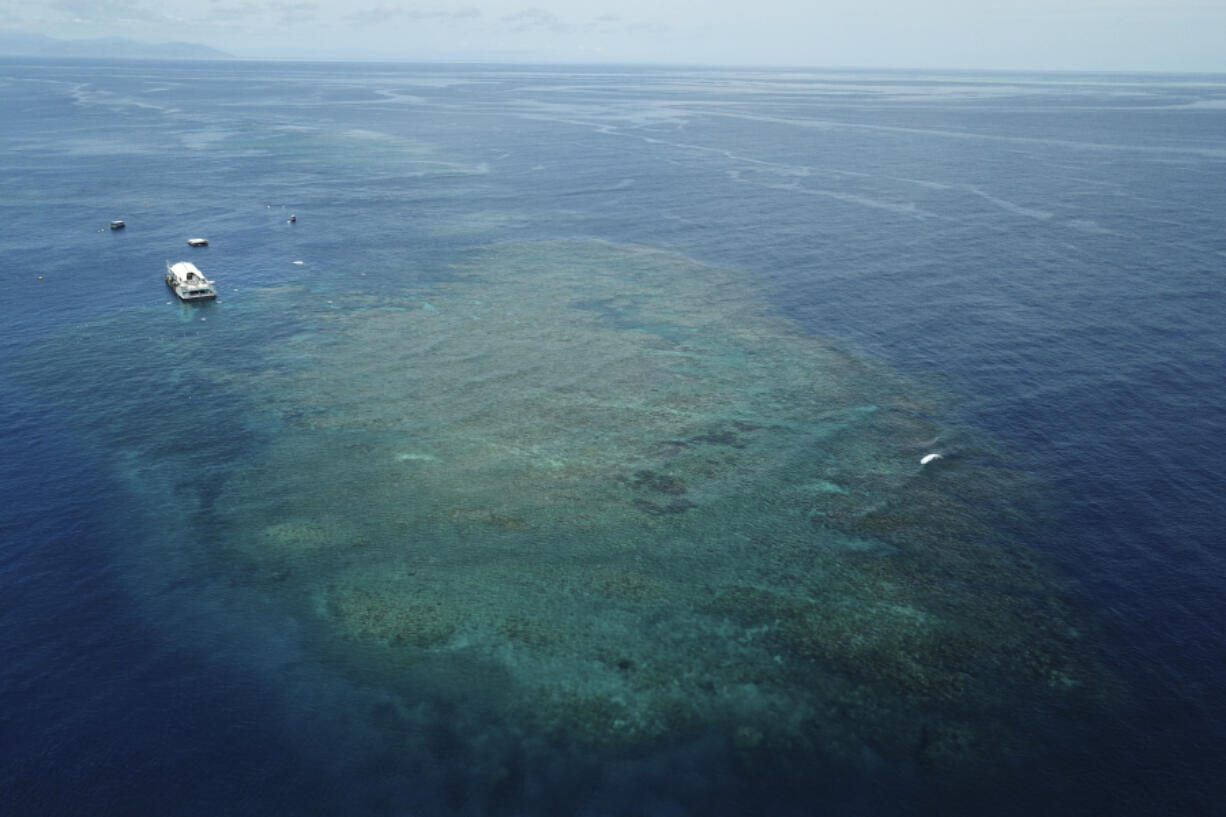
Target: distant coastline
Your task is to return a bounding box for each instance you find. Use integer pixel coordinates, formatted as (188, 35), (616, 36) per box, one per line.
(0, 31), (231, 60)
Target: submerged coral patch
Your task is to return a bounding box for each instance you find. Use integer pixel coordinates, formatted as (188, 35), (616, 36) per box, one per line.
(203, 239), (1102, 773)
(327, 582), (459, 648)
(257, 519), (347, 553)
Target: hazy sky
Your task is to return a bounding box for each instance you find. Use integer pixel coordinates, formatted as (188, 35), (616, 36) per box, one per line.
(5, 0), (1226, 70)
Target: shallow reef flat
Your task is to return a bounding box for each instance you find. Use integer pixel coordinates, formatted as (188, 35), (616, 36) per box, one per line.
(205, 239), (1103, 774)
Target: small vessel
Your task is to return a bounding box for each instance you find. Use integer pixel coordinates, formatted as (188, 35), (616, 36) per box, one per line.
(289, 214), (296, 223)
(110, 220), (126, 230)
(165, 260), (217, 301)
(187, 238), (209, 247)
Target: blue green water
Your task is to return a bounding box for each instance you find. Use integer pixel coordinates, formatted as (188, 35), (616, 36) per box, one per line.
(2, 60), (1225, 815)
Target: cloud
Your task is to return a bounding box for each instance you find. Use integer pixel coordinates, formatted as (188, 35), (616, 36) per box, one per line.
(344, 3), (403, 26)
(203, 0), (318, 26)
(268, 1), (318, 25)
(344, 3), (482, 27)
(502, 7), (567, 32)
(583, 12), (663, 35)
(51, 0), (174, 26)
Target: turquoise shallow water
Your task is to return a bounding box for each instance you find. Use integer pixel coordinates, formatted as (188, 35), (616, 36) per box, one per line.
(2, 60), (1225, 815)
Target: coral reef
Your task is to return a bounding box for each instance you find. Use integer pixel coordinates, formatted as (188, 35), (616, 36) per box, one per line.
(203, 239), (1104, 775)
(327, 583), (460, 648)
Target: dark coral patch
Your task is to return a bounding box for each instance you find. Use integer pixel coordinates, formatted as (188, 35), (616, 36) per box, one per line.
(690, 429), (744, 448)
(632, 469), (688, 495)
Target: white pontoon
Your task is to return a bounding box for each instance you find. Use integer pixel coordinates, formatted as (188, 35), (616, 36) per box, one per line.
(165, 260), (217, 301)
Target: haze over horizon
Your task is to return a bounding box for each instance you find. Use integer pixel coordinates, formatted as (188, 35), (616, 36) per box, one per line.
(3, 0), (1225, 71)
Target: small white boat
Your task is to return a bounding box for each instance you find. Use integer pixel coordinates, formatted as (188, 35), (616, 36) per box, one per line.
(110, 220), (126, 230)
(165, 260), (217, 301)
(187, 238), (208, 247)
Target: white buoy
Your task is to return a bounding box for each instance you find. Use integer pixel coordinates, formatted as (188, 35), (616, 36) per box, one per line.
(920, 453), (942, 465)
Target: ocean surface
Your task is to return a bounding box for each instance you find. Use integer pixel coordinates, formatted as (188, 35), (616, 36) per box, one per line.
(2, 59), (1224, 816)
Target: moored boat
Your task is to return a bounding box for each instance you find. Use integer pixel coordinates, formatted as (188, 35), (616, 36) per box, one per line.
(187, 238), (208, 247)
(165, 260), (217, 301)
(110, 220), (126, 230)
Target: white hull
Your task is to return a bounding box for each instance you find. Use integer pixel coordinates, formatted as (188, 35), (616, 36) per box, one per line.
(165, 261), (217, 301)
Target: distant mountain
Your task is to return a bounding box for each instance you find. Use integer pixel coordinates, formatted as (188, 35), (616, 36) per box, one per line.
(0, 32), (231, 59)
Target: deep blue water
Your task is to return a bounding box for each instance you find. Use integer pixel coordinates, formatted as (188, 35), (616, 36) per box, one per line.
(2, 60), (1225, 815)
